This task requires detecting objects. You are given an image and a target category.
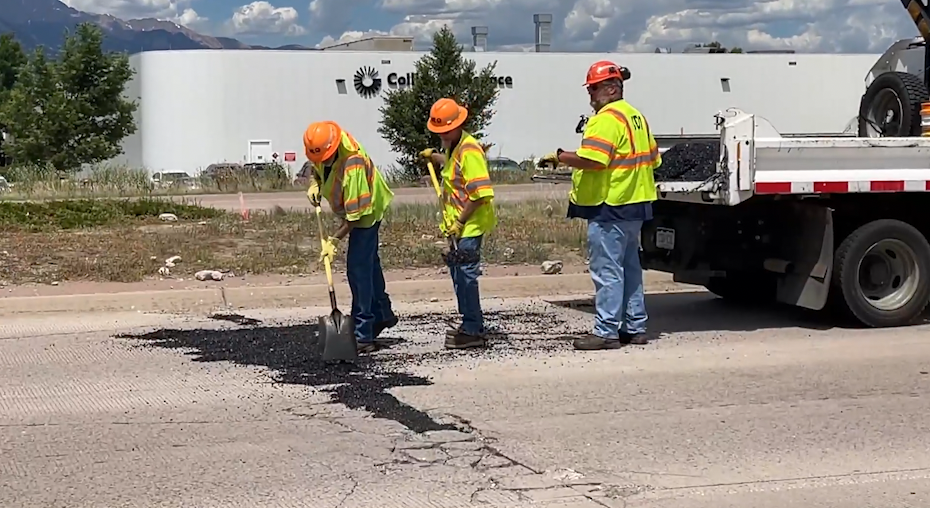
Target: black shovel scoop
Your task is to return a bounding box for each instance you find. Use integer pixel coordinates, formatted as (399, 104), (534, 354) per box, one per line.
(315, 205), (356, 362)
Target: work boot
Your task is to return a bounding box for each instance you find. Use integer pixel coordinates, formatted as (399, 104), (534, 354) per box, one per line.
(445, 325), (461, 337)
(357, 341), (377, 354)
(374, 316), (399, 339)
(619, 332), (650, 345)
(572, 334), (623, 351)
(444, 331), (486, 349)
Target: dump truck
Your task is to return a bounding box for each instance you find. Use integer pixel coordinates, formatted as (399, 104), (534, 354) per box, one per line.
(640, 108), (930, 327)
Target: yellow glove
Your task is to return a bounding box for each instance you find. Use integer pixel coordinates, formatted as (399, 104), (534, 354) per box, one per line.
(419, 148), (434, 159)
(319, 236), (337, 264)
(444, 218), (464, 238)
(307, 180), (321, 206)
(537, 151), (560, 168)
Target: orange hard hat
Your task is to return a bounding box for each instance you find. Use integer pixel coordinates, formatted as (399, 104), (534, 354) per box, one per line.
(303, 121), (342, 163)
(584, 60), (630, 86)
(427, 98), (468, 134)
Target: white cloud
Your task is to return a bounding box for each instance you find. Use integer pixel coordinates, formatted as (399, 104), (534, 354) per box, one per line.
(61, 0), (196, 20)
(227, 1), (306, 36)
(319, 0), (918, 53)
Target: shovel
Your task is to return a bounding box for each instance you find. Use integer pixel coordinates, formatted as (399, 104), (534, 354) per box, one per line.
(315, 205), (357, 362)
(426, 160), (463, 262)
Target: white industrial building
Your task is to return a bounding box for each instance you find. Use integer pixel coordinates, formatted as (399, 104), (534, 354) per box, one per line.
(117, 18), (882, 176)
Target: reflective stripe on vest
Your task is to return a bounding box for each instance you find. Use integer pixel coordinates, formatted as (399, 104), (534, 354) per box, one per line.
(328, 152), (375, 216)
(444, 140), (488, 212)
(579, 108), (659, 172)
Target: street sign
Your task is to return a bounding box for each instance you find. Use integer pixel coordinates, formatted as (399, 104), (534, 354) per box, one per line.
(272, 152), (279, 159)
(284, 151), (296, 162)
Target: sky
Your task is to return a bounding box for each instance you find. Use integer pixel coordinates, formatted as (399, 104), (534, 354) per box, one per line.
(59, 0), (920, 53)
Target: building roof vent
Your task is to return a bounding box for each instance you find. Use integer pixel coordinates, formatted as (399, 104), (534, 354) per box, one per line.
(533, 14), (552, 52)
(471, 26), (488, 52)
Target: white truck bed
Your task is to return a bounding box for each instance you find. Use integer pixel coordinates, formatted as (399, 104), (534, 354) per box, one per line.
(660, 109), (930, 205)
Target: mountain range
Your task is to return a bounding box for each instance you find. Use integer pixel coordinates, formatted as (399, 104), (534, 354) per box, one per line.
(0, 0), (314, 53)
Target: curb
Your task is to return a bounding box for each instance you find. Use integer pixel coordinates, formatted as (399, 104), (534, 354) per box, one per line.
(0, 273), (699, 316)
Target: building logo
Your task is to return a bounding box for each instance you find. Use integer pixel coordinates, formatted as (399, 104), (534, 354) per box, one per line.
(354, 66), (382, 98)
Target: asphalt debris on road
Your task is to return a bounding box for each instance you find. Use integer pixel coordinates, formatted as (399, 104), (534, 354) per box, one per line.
(653, 142), (720, 182)
(119, 322), (455, 433)
(119, 307), (584, 432)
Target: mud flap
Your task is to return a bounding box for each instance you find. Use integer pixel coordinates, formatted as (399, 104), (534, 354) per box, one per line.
(774, 204), (833, 310)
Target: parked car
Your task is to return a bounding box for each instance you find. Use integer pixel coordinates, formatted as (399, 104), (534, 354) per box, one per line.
(488, 156), (524, 172)
(152, 171), (196, 189)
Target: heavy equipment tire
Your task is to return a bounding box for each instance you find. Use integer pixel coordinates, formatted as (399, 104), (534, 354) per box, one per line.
(705, 273), (776, 304)
(832, 219), (930, 327)
(858, 71), (929, 137)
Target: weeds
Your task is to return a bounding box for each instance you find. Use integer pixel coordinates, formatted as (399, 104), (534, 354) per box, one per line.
(0, 160), (538, 200)
(0, 198), (585, 284)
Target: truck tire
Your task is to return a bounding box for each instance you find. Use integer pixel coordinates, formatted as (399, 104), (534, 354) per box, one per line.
(832, 220), (930, 327)
(705, 274), (776, 304)
(858, 71), (929, 137)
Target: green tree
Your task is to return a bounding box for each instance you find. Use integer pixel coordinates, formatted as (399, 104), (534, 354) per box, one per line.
(0, 24), (137, 171)
(378, 25), (500, 181)
(0, 34), (26, 96)
(729, 47), (743, 53)
(0, 33), (26, 167)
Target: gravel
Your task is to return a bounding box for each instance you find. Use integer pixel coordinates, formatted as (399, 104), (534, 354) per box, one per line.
(654, 142), (720, 182)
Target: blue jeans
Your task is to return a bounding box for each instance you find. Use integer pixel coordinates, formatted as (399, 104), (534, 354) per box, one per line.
(447, 235), (484, 335)
(346, 221), (395, 343)
(587, 219), (647, 338)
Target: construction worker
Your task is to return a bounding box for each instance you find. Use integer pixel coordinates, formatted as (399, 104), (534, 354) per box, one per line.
(419, 98), (496, 349)
(538, 61), (661, 350)
(304, 121), (397, 353)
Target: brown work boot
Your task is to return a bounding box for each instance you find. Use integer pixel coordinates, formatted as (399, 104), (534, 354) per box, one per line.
(619, 332), (649, 345)
(444, 331), (486, 349)
(572, 334), (624, 350)
(446, 325), (462, 337)
(357, 341), (377, 354)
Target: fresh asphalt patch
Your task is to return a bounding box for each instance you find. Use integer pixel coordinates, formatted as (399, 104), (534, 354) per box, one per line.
(117, 307), (586, 433)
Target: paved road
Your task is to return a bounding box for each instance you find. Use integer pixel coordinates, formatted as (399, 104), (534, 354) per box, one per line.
(179, 182), (570, 211)
(2, 292), (929, 507)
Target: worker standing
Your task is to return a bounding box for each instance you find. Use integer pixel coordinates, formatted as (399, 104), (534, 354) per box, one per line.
(304, 121), (398, 353)
(538, 62), (661, 350)
(419, 98), (496, 349)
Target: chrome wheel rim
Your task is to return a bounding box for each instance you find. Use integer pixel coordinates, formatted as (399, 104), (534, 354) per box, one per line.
(856, 239), (920, 311)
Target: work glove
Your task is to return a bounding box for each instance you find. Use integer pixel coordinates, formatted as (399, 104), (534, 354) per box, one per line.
(537, 151), (561, 168)
(319, 236), (338, 264)
(443, 218), (464, 239)
(306, 180), (321, 206)
(418, 148), (435, 160)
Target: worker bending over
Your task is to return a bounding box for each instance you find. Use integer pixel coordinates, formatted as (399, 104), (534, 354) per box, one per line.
(539, 61), (661, 350)
(419, 98), (496, 349)
(304, 121), (397, 353)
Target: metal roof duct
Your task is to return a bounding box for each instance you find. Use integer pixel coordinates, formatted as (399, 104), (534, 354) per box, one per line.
(533, 14), (551, 52)
(471, 26), (488, 52)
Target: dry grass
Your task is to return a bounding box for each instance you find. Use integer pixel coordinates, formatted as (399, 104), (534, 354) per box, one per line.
(0, 198), (585, 284)
(0, 162), (537, 200)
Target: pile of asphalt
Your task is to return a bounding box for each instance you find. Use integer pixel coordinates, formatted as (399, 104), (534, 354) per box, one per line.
(120, 307), (583, 434)
(654, 142), (720, 182)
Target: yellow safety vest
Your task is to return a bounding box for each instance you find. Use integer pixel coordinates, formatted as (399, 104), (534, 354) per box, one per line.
(441, 132), (497, 237)
(315, 132), (393, 228)
(570, 99), (661, 207)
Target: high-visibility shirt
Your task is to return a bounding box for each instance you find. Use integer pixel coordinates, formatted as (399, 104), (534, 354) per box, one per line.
(314, 131), (393, 228)
(441, 132), (496, 238)
(571, 99), (660, 207)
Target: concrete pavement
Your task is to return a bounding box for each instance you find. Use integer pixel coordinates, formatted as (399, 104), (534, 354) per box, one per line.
(179, 182), (569, 211)
(2, 292), (929, 507)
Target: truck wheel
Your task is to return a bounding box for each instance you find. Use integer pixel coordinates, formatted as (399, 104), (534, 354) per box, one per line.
(705, 274), (775, 304)
(832, 220), (930, 327)
(858, 71), (929, 137)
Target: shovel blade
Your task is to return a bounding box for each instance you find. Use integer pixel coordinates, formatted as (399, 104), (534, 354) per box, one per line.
(320, 309), (357, 362)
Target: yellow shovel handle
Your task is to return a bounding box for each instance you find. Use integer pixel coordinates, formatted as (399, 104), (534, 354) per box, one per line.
(426, 161), (441, 198)
(314, 205), (335, 288)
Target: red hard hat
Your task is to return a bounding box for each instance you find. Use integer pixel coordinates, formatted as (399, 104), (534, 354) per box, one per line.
(584, 61), (630, 86)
